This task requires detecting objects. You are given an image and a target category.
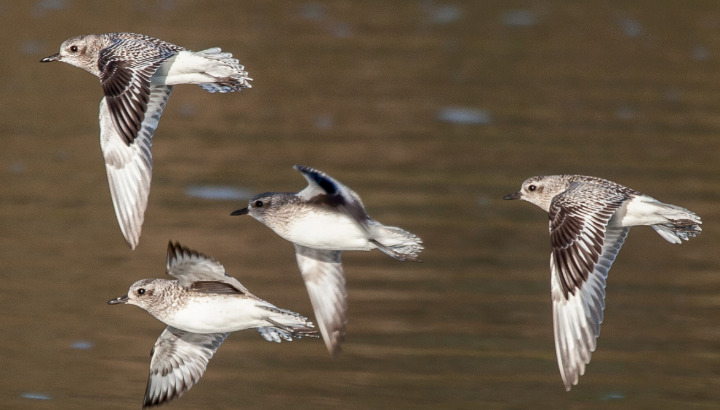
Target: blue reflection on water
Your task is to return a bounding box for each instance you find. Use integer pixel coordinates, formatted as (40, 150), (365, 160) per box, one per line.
(437, 107), (492, 125)
(185, 185), (253, 201)
(21, 392), (51, 400)
(70, 340), (94, 350)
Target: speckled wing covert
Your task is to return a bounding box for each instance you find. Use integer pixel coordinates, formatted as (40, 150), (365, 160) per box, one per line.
(98, 34), (182, 145)
(97, 35), (181, 250)
(143, 326), (227, 408)
(294, 244), (347, 355)
(548, 182), (631, 390)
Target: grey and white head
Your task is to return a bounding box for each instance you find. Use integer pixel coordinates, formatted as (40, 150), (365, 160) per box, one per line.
(40, 34), (106, 76)
(108, 278), (174, 316)
(504, 175), (571, 212)
(230, 192), (297, 227)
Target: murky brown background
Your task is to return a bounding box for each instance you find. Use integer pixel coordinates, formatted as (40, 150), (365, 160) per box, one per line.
(1, 1), (719, 409)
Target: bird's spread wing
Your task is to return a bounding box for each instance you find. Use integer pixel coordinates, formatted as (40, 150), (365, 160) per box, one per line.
(99, 85), (172, 249)
(165, 242), (250, 293)
(294, 244), (347, 355)
(143, 326), (228, 408)
(548, 183), (630, 390)
(98, 38), (178, 145)
(294, 165), (368, 223)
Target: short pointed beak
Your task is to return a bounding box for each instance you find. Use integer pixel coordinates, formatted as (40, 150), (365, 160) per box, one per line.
(107, 295), (129, 305)
(230, 208), (248, 216)
(503, 192), (522, 200)
(40, 53), (59, 63)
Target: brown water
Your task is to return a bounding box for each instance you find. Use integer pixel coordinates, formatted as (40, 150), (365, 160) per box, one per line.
(1, 1), (719, 409)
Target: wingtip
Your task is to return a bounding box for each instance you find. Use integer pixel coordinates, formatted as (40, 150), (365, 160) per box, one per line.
(124, 234), (139, 250)
(166, 241), (185, 270)
(294, 164), (325, 176)
(327, 341), (343, 357)
(167, 239), (183, 253)
(165, 241), (218, 272)
(294, 164), (312, 175)
(323, 328), (345, 356)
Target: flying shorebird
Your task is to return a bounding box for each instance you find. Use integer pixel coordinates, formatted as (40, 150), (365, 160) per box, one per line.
(231, 165), (423, 355)
(504, 174), (702, 390)
(108, 241), (316, 408)
(41, 32), (251, 249)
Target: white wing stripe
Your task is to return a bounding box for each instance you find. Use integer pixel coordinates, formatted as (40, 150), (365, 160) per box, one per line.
(99, 85), (171, 249)
(551, 226), (630, 390)
(294, 245), (347, 355)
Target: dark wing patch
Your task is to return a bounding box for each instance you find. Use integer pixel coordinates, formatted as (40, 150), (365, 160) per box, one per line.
(295, 164), (370, 224)
(549, 184), (628, 299)
(98, 39), (178, 146)
(305, 167), (339, 195)
(297, 165), (346, 207)
(99, 57), (156, 146)
(307, 192), (346, 208)
(190, 281), (244, 295)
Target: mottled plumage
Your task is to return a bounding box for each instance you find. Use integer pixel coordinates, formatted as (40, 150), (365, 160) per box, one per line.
(505, 174), (701, 390)
(108, 242), (315, 408)
(41, 33), (252, 249)
(231, 165), (423, 355)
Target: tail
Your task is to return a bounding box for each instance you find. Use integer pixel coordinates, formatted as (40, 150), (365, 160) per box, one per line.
(256, 305), (318, 343)
(194, 47), (252, 93)
(368, 222), (424, 262)
(650, 202), (702, 244)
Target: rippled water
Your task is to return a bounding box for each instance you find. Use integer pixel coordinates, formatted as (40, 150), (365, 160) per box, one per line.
(1, 2), (719, 409)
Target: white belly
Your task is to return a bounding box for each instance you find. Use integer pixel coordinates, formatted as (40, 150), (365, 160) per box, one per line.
(284, 212), (373, 251)
(162, 295), (268, 334)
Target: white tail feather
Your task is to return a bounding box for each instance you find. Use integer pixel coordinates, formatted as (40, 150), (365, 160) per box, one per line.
(648, 202), (702, 244)
(369, 223), (424, 261)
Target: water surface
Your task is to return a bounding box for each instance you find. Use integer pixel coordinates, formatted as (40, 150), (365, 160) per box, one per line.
(1, 1), (719, 409)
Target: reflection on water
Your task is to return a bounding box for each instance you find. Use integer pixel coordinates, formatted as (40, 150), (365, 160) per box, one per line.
(1, 1), (719, 409)
(20, 392), (52, 401)
(184, 185), (254, 201)
(437, 107), (492, 125)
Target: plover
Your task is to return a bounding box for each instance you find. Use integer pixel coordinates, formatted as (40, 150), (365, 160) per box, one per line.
(41, 33), (252, 249)
(231, 165), (423, 355)
(504, 175), (702, 390)
(108, 241), (315, 408)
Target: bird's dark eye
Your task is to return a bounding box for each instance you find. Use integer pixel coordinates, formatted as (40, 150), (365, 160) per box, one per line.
(254, 200), (264, 207)
(70, 45), (78, 52)
(137, 288), (146, 295)
(528, 185), (537, 192)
